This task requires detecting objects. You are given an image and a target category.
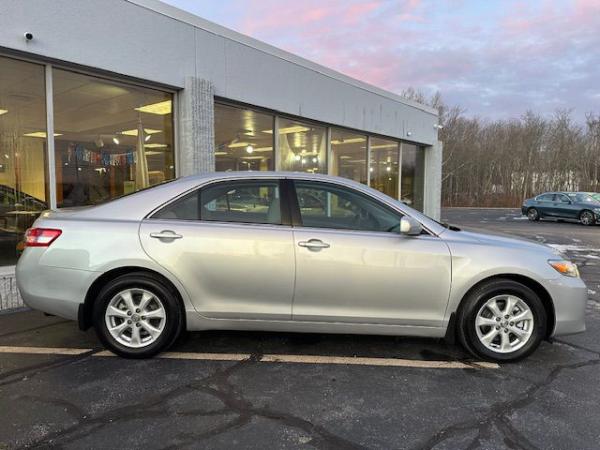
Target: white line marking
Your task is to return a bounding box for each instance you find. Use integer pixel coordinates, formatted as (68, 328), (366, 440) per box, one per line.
(0, 346), (91, 356)
(0, 346), (499, 369)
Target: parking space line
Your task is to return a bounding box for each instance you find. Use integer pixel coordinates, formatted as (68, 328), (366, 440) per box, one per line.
(0, 346), (499, 369)
(0, 346), (92, 356)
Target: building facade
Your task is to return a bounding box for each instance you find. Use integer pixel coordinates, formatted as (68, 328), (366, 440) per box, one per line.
(0, 0), (442, 307)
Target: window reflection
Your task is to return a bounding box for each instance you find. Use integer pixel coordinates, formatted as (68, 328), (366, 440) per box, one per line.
(330, 128), (367, 184)
(279, 118), (326, 173)
(401, 143), (425, 210)
(52, 69), (174, 207)
(214, 103), (274, 171)
(369, 137), (399, 199)
(0, 56), (48, 266)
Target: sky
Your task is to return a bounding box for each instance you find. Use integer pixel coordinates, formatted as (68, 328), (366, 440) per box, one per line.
(163, 0), (600, 122)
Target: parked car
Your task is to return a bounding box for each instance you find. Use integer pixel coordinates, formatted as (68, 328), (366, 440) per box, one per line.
(522, 191), (600, 225)
(17, 173), (586, 362)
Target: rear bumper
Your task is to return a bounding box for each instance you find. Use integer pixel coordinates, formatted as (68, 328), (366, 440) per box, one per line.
(16, 250), (99, 321)
(547, 276), (587, 336)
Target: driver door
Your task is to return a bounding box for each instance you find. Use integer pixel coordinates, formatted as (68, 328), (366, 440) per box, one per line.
(290, 180), (452, 328)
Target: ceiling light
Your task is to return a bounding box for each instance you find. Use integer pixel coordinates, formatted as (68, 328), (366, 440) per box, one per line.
(24, 132), (62, 138)
(120, 128), (162, 137)
(253, 147), (273, 152)
(312, 157), (317, 163)
(228, 142), (250, 148)
(113, 137), (120, 145)
(331, 138), (365, 145)
(371, 144), (397, 149)
(0, 109), (8, 116)
(144, 143), (167, 148)
(145, 135), (152, 142)
(215, 151), (228, 156)
(386, 166), (392, 172)
(241, 156), (263, 160)
(246, 145), (254, 154)
(294, 155), (301, 161)
(301, 158), (307, 164)
(134, 100), (172, 115)
(263, 126), (310, 134)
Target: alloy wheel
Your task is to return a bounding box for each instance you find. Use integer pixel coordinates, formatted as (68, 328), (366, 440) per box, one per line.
(581, 211), (594, 225)
(475, 294), (534, 354)
(104, 288), (167, 348)
(527, 209), (538, 221)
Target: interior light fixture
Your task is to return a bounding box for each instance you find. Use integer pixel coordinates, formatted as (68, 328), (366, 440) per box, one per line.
(371, 144), (397, 149)
(23, 132), (62, 138)
(0, 109), (8, 116)
(246, 145), (254, 154)
(215, 151), (228, 156)
(144, 143), (167, 148)
(294, 155), (301, 161)
(134, 100), (172, 115)
(263, 126), (310, 134)
(331, 138), (365, 145)
(145, 135), (152, 142)
(312, 157), (318, 163)
(228, 142), (250, 148)
(386, 166), (392, 172)
(252, 147), (273, 152)
(113, 137), (120, 145)
(120, 128), (162, 137)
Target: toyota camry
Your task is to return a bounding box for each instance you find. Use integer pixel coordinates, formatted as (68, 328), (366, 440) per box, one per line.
(16, 172), (587, 361)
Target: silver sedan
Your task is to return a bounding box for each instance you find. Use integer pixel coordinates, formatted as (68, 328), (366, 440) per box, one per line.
(16, 172), (587, 361)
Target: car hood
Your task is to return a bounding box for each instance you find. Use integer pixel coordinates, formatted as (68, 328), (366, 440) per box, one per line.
(443, 230), (559, 256)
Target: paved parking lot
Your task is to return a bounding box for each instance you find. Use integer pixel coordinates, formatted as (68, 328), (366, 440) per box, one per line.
(1, 208), (600, 449)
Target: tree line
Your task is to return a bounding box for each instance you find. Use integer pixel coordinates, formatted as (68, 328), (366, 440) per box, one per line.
(402, 88), (600, 207)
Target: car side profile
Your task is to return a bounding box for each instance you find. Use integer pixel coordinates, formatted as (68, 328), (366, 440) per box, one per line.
(522, 191), (600, 225)
(16, 172), (587, 362)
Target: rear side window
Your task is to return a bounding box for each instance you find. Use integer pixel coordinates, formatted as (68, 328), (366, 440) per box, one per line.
(536, 194), (554, 202)
(152, 180), (282, 225)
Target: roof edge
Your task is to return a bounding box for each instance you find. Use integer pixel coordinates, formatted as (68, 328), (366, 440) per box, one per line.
(125, 0), (438, 116)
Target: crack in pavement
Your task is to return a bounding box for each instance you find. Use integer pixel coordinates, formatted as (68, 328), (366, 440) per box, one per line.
(412, 353), (600, 450)
(19, 353), (364, 450)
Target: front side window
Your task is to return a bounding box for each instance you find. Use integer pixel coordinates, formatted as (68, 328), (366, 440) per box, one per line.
(294, 181), (402, 233)
(154, 180), (282, 225)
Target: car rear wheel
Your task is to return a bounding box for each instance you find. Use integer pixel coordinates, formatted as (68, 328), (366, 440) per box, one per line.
(527, 207), (540, 221)
(579, 210), (595, 226)
(457, 279), (547, 362)
(93, 272), (183, 358)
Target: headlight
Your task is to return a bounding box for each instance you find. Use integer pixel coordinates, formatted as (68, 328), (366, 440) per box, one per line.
(548, 259), (580, 278)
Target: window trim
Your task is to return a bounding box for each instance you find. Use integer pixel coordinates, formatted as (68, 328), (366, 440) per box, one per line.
(288, 179), (405, 234)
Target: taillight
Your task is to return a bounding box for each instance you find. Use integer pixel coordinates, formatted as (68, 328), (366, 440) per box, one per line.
(24, 228), (62, 247)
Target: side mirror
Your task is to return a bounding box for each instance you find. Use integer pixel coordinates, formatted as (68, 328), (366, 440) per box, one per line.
(400, 216), (423, 236)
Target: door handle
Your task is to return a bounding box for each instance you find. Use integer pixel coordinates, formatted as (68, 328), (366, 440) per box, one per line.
(150, 230), (183, 240)
(298, 239), (330, 250)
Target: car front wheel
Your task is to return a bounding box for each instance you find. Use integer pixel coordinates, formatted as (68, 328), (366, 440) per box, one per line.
(457, 279), (547, 362)
(580, 210), (595, 226)
(93, 272), (183, 358)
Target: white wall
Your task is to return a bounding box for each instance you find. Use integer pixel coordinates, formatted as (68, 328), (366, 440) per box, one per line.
(0, 0), (438, 145)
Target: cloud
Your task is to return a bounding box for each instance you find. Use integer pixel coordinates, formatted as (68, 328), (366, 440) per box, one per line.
(165, 0), (600, 121)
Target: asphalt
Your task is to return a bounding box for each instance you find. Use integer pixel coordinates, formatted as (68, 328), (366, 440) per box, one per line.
(0, 208), (599, 449)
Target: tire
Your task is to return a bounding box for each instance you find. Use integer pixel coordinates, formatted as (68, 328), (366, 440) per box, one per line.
(526, 207), (540, 221)
(579, 210), (595, 226)
(93, 272), (183, 358)
(457, 279), (547, 362)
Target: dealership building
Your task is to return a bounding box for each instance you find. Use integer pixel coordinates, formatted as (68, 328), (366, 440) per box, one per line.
(0, 0), (442, 308)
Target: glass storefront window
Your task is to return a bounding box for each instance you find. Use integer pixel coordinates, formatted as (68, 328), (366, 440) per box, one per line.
(279, 118), (326, 173)
(401, 143), (425, 211)
(369, 137), (399, 199)
(0, 56), (48, 266)
(330, 128), (367, 184)
(214, 103), (274, 171)
(52, 69), (174, 207)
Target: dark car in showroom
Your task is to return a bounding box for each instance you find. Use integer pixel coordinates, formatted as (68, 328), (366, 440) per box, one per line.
(522, 192), (600, 225)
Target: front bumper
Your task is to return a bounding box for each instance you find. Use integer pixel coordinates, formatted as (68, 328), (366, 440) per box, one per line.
(547, 275), (587, 336)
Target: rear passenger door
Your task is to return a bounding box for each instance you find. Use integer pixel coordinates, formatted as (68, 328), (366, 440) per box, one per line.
(139, 179), (296, 321)
(536, 194), (555, 217)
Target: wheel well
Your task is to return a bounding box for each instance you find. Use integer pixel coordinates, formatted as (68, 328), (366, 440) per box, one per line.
(79, 266), (186, 331)
(456, 274), (556, 339)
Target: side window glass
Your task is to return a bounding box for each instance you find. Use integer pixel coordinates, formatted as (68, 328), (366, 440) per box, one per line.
(294, 181), (402, 232)
(200, 181), (281, 224)
(152, 180), (281, 225)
